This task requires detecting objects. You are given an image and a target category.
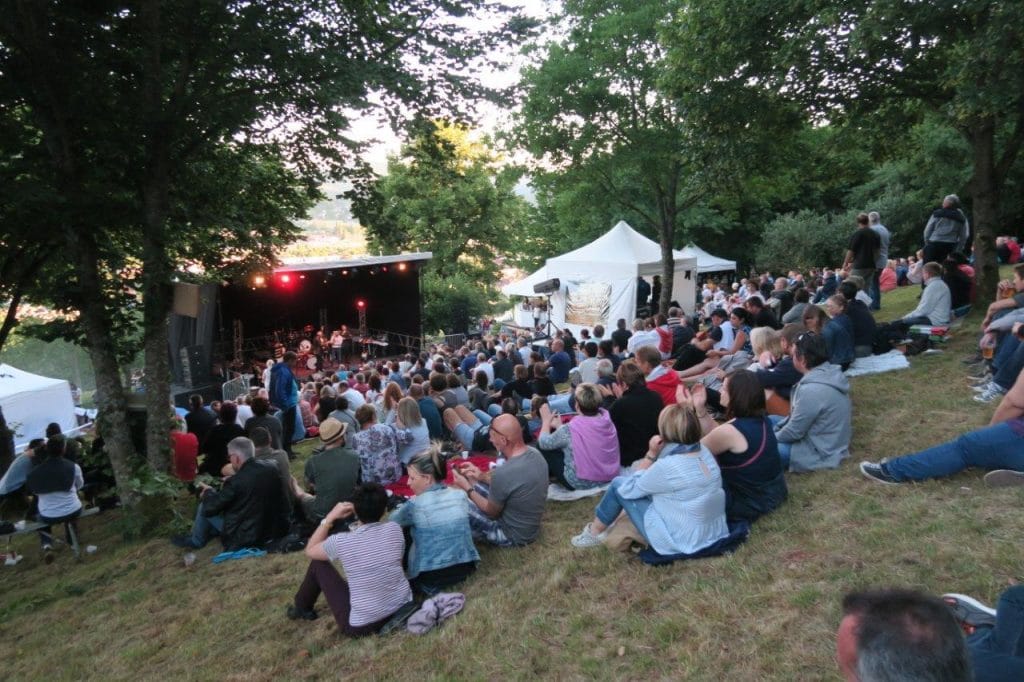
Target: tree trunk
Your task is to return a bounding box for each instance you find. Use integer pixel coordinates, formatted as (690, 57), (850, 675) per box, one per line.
(142, 263), (172, 474)
(72, 236), (140, 508)
(659, 232), (675, 318)
(966, 120), (1001, 300)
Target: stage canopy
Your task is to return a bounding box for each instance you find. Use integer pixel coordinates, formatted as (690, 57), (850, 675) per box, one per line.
(676, 243), (737, 274)
(502, 221), (699, 334)
(0, 364), (79, 451)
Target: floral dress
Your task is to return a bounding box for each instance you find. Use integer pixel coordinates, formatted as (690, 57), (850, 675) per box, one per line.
(350, 423), (413, 484)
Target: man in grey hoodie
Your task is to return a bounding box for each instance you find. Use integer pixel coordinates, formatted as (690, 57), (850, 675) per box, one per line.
(769, 333), (852, 472)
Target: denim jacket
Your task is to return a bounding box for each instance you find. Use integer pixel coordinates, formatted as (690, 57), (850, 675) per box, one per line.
(389, 483), (480, 578)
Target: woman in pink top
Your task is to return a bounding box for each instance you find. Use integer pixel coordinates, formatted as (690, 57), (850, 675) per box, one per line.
(537, 383), (620, 490)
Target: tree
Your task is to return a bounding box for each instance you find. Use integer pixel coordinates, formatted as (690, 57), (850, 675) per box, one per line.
(662, 0), (1024, 298)
(352, 122), (528, 333)
(354, 122), (527, 282)
(0, 0), (530, 504)
(512, 0), (796, 315)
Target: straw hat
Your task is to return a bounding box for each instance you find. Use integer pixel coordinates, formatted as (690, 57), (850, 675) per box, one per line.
(318, 417), (348, 443)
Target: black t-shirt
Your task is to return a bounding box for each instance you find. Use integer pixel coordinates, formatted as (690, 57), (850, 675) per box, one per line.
(771, 290), (794, 317)
(753, 308), (781, 330)
(611, 328), (632, 353)
(849, 228), (881, 269)
(845, 299), (877, 348)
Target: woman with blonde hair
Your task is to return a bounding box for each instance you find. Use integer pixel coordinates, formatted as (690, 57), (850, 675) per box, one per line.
(571, 403), (729, 551)
(389, 445), (479, 594)
(750, 326), (783, 370)
(538, 383), (620, 490)
(394, 397), (429, 465)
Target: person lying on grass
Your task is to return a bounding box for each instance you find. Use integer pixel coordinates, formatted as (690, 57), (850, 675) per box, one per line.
(288, 483), (412, 636)
(687, 373), (788, 524)
(860, 365), (1024, 487)
(389, 446), (479, 596)
(570, 403), (729, 553)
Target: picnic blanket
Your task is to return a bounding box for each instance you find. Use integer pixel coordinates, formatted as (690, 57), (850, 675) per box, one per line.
(844, 350), (911, 378)
(547, 466), (633, 501)
(384, 455), (496, 499)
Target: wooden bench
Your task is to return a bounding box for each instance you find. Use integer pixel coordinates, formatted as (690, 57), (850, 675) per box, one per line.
(2, 506), (99, 561)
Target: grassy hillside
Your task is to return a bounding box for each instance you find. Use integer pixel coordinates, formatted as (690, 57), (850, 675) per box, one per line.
(2, 280), (1020, 681)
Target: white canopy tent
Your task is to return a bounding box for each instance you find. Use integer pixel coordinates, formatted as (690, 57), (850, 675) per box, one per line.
(0, 364), (80, 452)
(676, 243), (737, 274)
(503, 221), (698, 335)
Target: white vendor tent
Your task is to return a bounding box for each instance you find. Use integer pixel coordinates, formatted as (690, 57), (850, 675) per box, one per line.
(676, 243), (737, 274)
(0, 364), (79, 451)
(503, 221), (698, 335)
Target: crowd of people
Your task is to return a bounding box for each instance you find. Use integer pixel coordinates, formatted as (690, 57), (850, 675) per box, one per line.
(5, 198), (1024, 678)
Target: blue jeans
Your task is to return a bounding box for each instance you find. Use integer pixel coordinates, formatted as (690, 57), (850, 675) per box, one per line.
(883, 422), (1024, 482)
(189, 500), (224, 547)
(967, 586), (1024, 680)
(767, 415), (791, 470)
(453, 413), (493, 450)
(594, 476), (651, 541)
(869, 269), (882, 310)
(993, 336), (1023, 391)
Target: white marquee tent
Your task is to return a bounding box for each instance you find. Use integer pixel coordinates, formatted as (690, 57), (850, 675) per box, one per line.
(676, 243), (737, 274)
(0, 364), (79, 451)
(502, 221), (699, 334)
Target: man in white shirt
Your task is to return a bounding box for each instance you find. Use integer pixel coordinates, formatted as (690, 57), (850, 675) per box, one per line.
(339, 381), (366, 409)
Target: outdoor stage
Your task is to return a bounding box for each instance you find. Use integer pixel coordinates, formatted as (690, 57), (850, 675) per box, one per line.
(168, 252), (431, 400)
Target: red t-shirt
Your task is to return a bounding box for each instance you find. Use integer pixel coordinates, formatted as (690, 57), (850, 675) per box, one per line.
(171, 431), (199, 482)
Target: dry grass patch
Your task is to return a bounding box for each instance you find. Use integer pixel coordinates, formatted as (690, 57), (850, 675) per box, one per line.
(3, 278), (1023, 680)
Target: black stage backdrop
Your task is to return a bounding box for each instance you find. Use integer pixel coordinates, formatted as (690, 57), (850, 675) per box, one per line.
(218, 265), (422, 343)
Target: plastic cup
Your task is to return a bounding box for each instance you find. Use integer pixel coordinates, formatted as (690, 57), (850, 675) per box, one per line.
(461, 450), (469, 460)
(982, 346), (995, 360)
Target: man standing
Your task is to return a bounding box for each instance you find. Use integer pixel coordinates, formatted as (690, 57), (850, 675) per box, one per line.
(924, 194), (969, 264)
(450, 414), (548, 547)
(269, 352), (299, 458)
(842, 213), (881, 287)
(172, 437), (290, 550)
(611, 318), (632, 354)
(185, 394), (216, 445)
(868, 211), (890, 311)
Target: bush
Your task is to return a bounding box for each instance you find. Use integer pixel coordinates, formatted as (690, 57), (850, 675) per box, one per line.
(421, 271), (496, 336)
(757, 210), (851, 272)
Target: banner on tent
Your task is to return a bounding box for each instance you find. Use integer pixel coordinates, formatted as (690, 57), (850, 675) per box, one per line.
(565, 281), (611, 327)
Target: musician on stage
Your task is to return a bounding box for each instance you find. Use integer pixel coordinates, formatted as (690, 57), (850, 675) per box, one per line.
(330, 328), (344, 366)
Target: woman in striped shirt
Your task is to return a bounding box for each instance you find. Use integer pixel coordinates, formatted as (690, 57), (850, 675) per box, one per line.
(288, 483), (412, 636)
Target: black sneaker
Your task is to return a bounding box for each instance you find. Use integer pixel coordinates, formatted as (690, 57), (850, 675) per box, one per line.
(942, 593), (996, 636)
(859, 461), (900, 485)
(286, 605), (318, 621)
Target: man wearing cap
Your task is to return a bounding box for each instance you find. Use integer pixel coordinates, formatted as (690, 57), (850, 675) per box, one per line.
(294, 417), (361, 524)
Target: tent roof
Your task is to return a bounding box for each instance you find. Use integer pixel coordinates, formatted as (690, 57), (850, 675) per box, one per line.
(548, 221), (696, 278)
(677, 243), (736, 273)
(0, 364), (67, 396)
(500, 265), (549, 297)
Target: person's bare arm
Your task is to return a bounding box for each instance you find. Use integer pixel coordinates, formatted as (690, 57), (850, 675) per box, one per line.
(451, 467), (501, 518)
(991, 367), (1024, 425)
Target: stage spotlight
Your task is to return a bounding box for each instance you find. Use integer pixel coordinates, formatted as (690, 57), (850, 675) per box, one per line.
(253, 275), (266, 287)
(299, 274), (306, 280)
(397, 262), (407, 272)
(369, 267), (378, 275)
(280, 273), (291, 284)
(342, 269), (349, 276)
(381, 265), (388, 272)
(356, 299), (366, 309)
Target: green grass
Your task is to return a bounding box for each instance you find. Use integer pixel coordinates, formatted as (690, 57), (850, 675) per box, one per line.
(3, 279), (1022, 680)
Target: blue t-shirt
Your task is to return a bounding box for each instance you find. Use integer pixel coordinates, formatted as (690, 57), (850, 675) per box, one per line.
(547, 351), (571, 383)
(459, 355), (478, 378)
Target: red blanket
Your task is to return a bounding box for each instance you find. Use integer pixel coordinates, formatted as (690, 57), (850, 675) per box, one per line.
(384, 454), (496, 499)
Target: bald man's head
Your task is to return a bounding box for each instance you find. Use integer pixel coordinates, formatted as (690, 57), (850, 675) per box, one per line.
(491, 414), (524, 452)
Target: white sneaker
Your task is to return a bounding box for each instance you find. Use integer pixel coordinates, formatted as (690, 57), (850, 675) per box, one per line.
(974, 385), (1007, 403)
(570, 522), (607, 548)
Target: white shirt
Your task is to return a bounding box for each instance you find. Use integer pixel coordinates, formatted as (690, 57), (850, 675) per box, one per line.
(343, 388), (366, 409)
(236, 404), (254, 424)
(627, 329), (660, 354)
(38, 463), (84, 518)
